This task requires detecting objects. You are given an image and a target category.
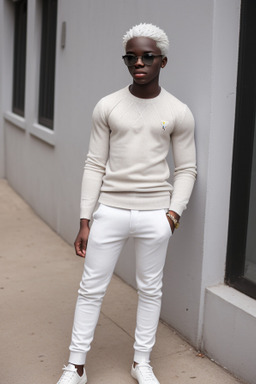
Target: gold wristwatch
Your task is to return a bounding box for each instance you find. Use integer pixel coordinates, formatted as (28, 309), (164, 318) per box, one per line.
(166, 212), (180, 229)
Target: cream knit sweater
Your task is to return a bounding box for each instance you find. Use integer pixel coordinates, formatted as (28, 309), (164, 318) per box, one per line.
(80, 86), (196, 220)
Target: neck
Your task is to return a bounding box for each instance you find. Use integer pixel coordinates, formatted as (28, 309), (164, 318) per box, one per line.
(129, 82), (161, 99)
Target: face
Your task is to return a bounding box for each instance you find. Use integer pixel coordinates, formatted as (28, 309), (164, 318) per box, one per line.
(125, 37), (167, 86)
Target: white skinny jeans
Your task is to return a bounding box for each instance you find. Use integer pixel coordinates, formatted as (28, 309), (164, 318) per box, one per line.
(69, 204), (172, 365)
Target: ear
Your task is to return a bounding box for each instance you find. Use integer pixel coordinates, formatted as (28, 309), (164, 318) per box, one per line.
(161, 57), (168, 68)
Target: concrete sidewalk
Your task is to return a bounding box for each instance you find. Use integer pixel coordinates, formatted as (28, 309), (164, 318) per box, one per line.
(0, 179), (245, 384)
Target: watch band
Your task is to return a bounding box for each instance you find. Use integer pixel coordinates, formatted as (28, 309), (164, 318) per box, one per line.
(166, 212), (180, 229)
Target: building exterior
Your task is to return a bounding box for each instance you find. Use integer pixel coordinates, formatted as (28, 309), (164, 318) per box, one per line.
(0, 1), (255, 383)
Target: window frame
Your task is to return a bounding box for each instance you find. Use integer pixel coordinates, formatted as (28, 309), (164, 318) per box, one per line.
(12, 0), (27, 117)
(225, 0), (256, 299)
(38, 0), (58, 129)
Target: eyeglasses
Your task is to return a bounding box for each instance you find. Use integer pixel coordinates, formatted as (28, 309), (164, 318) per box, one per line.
(122, 53), (163, 67)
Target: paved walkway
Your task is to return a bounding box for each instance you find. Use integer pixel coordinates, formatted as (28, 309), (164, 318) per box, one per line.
(0, 179), (245, 384)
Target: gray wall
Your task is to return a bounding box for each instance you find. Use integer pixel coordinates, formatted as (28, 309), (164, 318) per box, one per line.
(0, 0), (5, 177)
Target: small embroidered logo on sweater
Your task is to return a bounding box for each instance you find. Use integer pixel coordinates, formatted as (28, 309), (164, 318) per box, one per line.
(161, 121), (168, 130)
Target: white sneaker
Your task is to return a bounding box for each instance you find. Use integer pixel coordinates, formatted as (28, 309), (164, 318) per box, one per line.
(131, 362), (160, 384)
(57, 364), (87, 384)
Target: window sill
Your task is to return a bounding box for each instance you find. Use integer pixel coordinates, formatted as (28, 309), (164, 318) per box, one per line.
(206, 284), (256, 317)
(204, 284), (256, 383)
(4, 111), (26, 131)
(29, 123), (56, 146)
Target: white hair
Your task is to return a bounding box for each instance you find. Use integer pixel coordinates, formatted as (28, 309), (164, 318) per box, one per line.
(123, 23), (169, 57)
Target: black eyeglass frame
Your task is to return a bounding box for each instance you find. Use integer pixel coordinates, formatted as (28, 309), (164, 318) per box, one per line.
(122, 53), (164, 67)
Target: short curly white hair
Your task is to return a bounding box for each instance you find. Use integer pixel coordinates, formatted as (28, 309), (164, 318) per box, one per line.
(123, 23), (169, 57)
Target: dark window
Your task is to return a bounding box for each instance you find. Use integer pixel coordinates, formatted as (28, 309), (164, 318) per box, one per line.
(12, 0), (27, 117)
(38, 0), (58, 129)
(226, 0), (256, 299)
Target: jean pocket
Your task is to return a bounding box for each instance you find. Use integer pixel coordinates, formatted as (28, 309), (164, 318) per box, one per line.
(92, 204), (103, 220)
(163, 210), (173, 236)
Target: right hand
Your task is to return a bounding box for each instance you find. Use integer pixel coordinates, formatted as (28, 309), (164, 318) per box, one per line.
(74, 219), (90, 258)
(166, 210), (180, 234)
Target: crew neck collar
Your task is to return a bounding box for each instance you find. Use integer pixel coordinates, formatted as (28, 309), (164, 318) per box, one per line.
(127, 85), (163, 101)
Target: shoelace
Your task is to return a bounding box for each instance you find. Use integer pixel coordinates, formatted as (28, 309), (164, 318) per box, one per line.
(57, 365), (78, 384)
(136, 363), (156, 382)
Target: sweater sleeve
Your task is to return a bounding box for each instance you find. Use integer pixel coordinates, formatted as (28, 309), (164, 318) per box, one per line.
(80, 99), (110, 220)
(169, 105), (197, 216)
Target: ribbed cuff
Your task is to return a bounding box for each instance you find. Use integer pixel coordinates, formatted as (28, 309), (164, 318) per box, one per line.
(168, 202), (184, 217)
(133, 350), (150, 364)
(69, 351), (87, 366)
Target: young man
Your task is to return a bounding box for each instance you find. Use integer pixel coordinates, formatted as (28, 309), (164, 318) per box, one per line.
(57, 23), (196, 384)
